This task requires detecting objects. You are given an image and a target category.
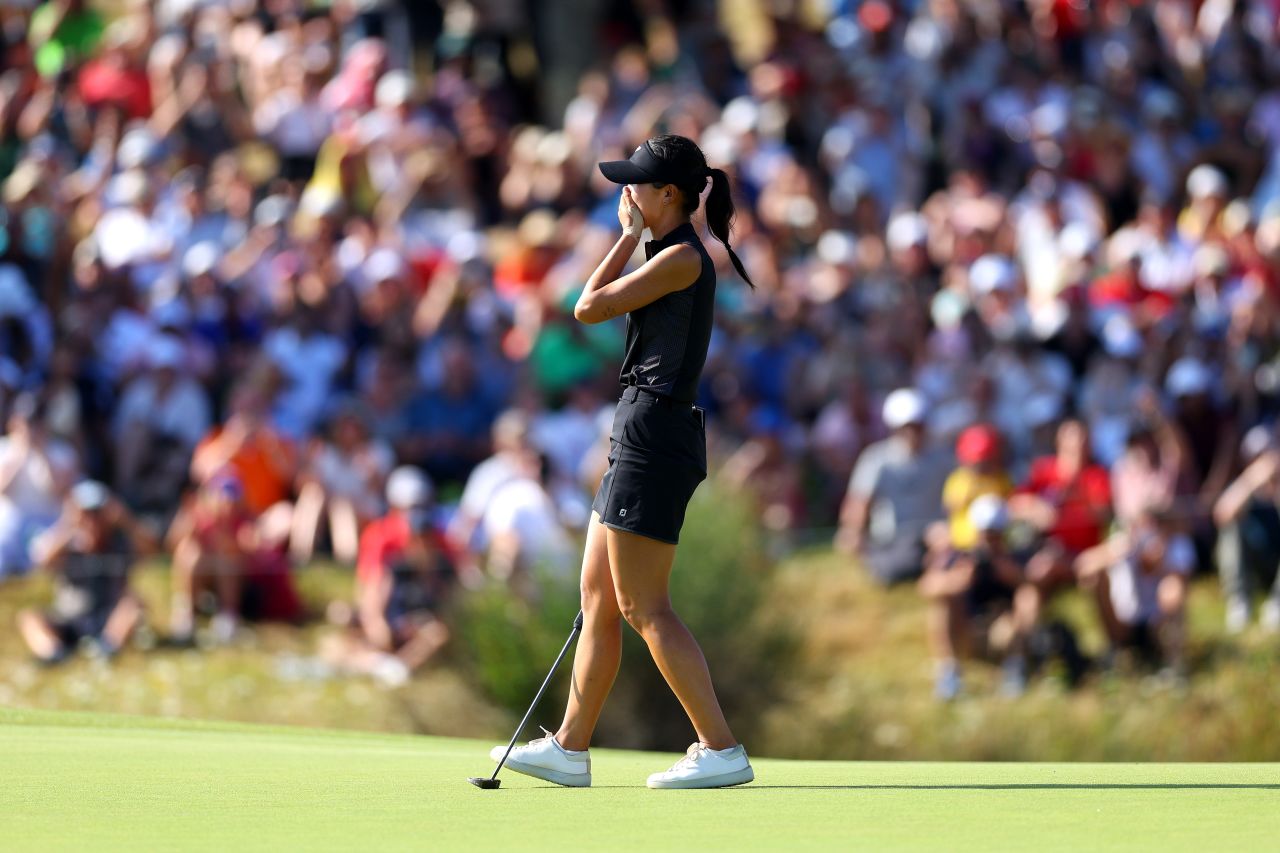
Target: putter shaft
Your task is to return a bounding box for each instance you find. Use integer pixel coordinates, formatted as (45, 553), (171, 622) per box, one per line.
(486, 610), (585, 783)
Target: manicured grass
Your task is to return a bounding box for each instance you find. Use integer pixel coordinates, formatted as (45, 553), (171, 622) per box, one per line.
(3, 708), (1278, 852)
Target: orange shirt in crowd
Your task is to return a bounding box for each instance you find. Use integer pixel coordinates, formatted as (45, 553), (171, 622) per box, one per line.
(193, 427), (297, 515)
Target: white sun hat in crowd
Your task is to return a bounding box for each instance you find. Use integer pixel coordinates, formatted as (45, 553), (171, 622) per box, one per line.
(882, 388), (927, 430)
(386, 466), (434, 509)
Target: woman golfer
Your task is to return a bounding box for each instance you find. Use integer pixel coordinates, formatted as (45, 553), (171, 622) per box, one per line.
(491, 135), (755, 789)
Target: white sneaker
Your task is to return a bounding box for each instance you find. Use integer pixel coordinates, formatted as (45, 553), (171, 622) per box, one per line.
(371, 654), (410, 688)
(1262, 598), (1280, 633)
(1225, 597), (1250, 634)
(647, 742), (754, 789)
(490, 729), (591, 787)
(210, 613), (239, 644)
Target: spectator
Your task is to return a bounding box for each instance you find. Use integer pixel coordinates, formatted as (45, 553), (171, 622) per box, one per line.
(0, 394), (79, 577)
(481, 451), (575, 589)
(919, 496), (1031, 700)
(332, 465), (454, 685)
(17, 480), (154, 662)
(836, 389), (950, 584)
(1011, 418), (1112, 618)
(1110, 391), (1187, 531)
(1077, 507), (1191, 677)
(290, 402), (393, 566)
(942, 424), (1012, 554)
(1213, 427), (1280, 633)
(167, 472), (251, 643)
(191, 385), (297, 518)
(112, 335), (210, 521)
(448, 410), (533, 566)
(398, 342), (494, 486)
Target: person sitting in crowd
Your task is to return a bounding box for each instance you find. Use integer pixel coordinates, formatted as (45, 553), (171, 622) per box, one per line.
(167, 471), (303, 644)
(1213, 426), (1280, 633)
(1077, 506), (1191, 678)
(1010, 418), (1112, 625)
(448, 409), (534, 572)
(191, 384), (297, 518)
(16, 481), (155, 663)
(919, 495), (1031, 700)
(836, 389), (950, 584)
(112, 335), (210, 523)
(324, 466), (454, 686)
(481, 451), (575, 591)
(1110, 389), (1188, 532)
(941, 424), (1013, 556)
(0, 394), (80, 577)
(397, 342), (495, 487)
(289, 402), (393, 567)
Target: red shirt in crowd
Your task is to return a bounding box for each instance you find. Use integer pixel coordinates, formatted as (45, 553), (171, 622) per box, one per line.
(356, 511), (455, 586)
(1019, 456), (1112, 553)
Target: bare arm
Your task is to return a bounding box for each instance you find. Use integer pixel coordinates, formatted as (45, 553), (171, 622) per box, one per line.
(1214, 451), (1278, 528)
(918, 557), (975, 599)
(574, 185), (700, 324)
(575, 242), (701, 324)
(357, 572), (395, 652)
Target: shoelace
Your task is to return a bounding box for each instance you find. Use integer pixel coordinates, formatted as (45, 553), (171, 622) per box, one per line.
(671, 742), (711, 771)
(528, 726), (557, 747)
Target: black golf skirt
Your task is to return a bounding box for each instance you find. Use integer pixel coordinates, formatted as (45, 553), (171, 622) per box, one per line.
(591, 387), (707, 544)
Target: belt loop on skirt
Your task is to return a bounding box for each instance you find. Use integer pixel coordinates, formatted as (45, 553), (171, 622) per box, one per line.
(620, 386), (694, 409)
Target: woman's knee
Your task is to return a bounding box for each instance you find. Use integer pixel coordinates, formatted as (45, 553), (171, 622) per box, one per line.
(617, 596), (674, 637)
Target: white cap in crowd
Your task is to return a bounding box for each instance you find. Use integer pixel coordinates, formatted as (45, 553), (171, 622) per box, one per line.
(1185, 164), (1228, 200)
(71, 480), (111, 512)
(968, 494), (1009, 533)
(883, 388), (927, 430)
(386, 466), (433, 509)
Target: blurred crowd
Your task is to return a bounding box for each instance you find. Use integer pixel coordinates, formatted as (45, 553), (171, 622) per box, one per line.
(3, 0), (1280, 691)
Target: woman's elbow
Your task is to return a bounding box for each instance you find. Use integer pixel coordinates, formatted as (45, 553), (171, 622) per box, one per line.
(574, 301), (601, 324)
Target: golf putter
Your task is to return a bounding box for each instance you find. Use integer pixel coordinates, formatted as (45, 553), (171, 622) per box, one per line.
(469, 610), (585, 789)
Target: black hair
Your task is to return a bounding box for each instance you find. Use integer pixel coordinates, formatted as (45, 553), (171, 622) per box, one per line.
(645, 134), (755, 288)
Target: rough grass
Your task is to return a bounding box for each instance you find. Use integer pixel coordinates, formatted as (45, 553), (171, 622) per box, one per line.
(3, 548), (1280, 761)
(4, 708), (1279, 852)
(758, 550), (1280, 761)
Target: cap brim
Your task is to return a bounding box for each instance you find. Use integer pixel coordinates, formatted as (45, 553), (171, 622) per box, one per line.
(598, 159), (655, 184)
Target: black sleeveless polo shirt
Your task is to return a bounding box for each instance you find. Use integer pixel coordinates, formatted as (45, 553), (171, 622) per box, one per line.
(617, 222), (716, 404)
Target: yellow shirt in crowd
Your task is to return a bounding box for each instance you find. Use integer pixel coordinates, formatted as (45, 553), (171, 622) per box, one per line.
(942, 467), (1013, 550)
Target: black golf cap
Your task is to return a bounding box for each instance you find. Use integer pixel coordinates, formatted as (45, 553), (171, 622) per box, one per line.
(599, 141), (690, 185)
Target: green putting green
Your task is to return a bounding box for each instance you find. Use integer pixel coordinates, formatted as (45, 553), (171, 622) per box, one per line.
(3, 708), (1278, 851)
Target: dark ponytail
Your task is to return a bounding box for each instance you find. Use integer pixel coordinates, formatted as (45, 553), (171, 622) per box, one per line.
(646, 134), (755, 288)
(704, 167), (755, 289)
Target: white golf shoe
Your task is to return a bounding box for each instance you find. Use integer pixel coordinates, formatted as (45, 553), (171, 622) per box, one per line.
(490, 728), (591, 787)
(646, 742), (754, 789)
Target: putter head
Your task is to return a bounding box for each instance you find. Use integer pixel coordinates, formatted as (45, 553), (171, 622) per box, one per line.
(468, 776), (501, 790)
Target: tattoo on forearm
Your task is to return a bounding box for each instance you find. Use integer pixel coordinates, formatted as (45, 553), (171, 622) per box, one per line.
(603, 305), (617, 319)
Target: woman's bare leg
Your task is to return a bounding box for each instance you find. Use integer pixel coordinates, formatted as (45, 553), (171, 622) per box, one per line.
(606, 525), (735, 750)
(289, 481), (327, 566)
(328, 497), (361, 566)
(555, 514), (622, 751)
